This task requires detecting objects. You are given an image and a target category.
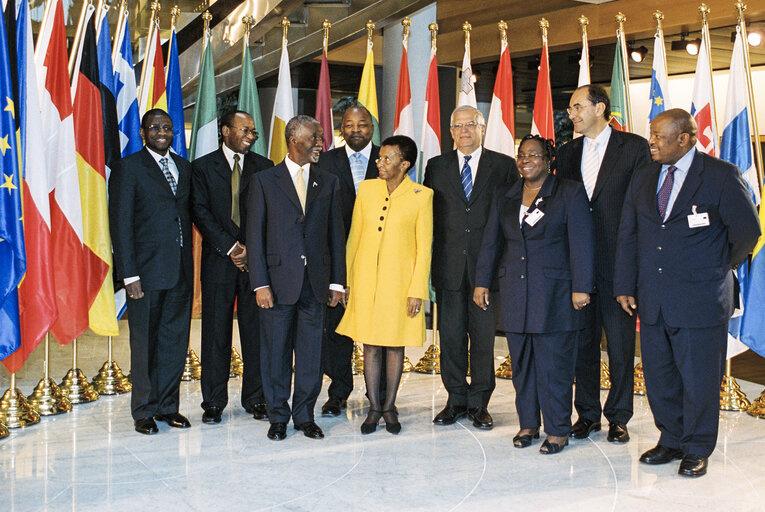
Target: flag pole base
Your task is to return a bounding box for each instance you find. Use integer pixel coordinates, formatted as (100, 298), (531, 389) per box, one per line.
(495, 354), (512, 379)
(0, 388), (41, 428)
(600, 359), (612, 390)
(351, 343), (364, 375)
(60, 369), (100, 404)
(182, 349), (202, 381)
(403, 355), (414, 373)
(27, 378), (72, 415)
(0, 422), (8, 439)
(633, 363), (646, 396)
(414, 343), (441, 374)
(229, 348), (244, 378)
(92, 361), (132, 395)
(720, 375), (751, 411)
(747, 389), (765, 419)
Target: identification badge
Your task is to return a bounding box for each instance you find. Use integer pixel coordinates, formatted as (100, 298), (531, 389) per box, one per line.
(524, 208), (545, 226)
(687, 205), (710, 228)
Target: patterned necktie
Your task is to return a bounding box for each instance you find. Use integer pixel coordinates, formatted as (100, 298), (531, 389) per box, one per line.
(231, 154), (241, 227)
(461, 155), (473, 200)
(296, 167), (307, 212)
(656, 165), (677, 220)
(350, 152), (367, 193)
(582, 139), (599, 200)
(160, 157), (183, 247)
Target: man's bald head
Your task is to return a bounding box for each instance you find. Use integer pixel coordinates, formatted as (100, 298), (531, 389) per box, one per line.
(653, 109), (698, 145)
(648, 109), (699, 165)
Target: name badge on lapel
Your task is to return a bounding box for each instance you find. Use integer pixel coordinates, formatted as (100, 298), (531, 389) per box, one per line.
(687, 205), (710, 228)
(524, 208), (545, 227)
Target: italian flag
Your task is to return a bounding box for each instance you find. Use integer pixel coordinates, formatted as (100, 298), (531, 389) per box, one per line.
(188, 29), (218, 161)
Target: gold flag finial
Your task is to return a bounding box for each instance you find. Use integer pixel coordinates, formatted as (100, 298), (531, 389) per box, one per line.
(281, 16), (290, 45)
(734, 2), (747, 23)
(578, 15), (589, 28)
(539, 18), (549, 42)
(242, 15), (254, 45)
(150, 1), (160, 22)
(699, 3), (711, 22)
(202, 10), (212, 33)
(653, 10), (664, 33)
(366, 19), (375, 52)
(402, 17), (411, 46)
(170, 5), (180, 22)
(498, 20), (508, 45)
(615, 12), (627, 25)
(429, 22), (438, 51)
(322, 19), (331, 53)
(463, 21), (471, 46)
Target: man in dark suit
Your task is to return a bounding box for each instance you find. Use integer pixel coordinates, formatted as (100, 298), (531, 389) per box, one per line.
(317, 106), (379, 416)
(614, 109), (760, 477)
(424, 105), (518, 430)
(557, 84), (651, 443)
(247, 115), (346, 441)
(109, 109), (194, 435)
(191, 111), (274, 424)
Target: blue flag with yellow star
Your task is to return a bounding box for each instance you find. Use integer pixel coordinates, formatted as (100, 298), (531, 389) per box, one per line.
(0, 0), (26, 361)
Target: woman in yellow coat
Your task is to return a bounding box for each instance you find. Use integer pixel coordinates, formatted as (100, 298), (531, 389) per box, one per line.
(337, 135), (433, 435)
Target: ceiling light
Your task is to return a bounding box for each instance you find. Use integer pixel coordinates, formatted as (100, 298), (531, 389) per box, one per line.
(748, 31), (763, 47)
(686, 38), (701, 56)
(629, 45), (648, 63)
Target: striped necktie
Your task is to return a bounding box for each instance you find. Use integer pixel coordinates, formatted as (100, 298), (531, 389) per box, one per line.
(582, 139), (599, 200)
(657, 165), (677, 220)
(350, 152), (367, 193)
(461, 155), (473, 200)
(160, 157), (183, 247)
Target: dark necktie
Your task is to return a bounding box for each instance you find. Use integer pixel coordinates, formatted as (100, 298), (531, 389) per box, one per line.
(461, 155), (473, 200)
(160, 157), (183, 247)
(231, 154), (241, 227)
(656, 165), (677, 220)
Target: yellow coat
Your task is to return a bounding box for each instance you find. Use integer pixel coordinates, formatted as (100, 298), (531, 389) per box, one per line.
(337, 177), (433, 347)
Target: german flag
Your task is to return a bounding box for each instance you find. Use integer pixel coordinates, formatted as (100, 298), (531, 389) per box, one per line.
(71, 5), (118, 336)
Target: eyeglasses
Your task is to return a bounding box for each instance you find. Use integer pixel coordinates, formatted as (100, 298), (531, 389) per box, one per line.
(145, 124), (172, 133)
(566, 103), (593, 115)
(450, 121), (479, 130)
(235, 127), (258, 137)
(517, 153), (545, 160)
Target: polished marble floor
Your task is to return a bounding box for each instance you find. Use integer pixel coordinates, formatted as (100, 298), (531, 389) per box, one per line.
(1, 321), (765, 512)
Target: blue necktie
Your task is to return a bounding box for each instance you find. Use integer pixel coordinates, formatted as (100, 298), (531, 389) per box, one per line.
(350, 152), (367, 193)
(461, 155), (473, 200)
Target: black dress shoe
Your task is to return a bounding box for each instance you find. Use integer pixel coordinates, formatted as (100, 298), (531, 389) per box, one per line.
(607, 422), (629, 443)
(268, 422), (287, 440)
(570, 417), (601, 439)
(134, 418), (158, 435)
(383, 410), (401, 435)
(154, 412), (191, 428)
(361, 409), (382, 435)
(513, 428), (540, 448)
(468, 407), (494, 430)
(321, 397), (346, 417)
(678, 454), (708, 477)
(639, 445), (684, 465)
(251, 403), (268, 421)
(295, 421), (324, 439)
(433, 405), (468, 425)
(540, 437), (568, 455)
(202, 406), (222, 424)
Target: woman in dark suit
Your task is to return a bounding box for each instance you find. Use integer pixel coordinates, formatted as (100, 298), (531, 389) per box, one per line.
(473, 135), (595, 454)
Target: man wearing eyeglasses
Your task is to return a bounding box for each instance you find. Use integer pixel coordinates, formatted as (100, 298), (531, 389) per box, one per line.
(191, 110), (274, 425)
(109, 109), (194, 435)
(557, 84), (650, 444)
(424, 105), (518, 430)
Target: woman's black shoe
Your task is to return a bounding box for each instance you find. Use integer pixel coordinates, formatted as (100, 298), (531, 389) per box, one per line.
(361, 409), (382, 435)
(383, 409), (401, 435)
(539, 437), (568, 455)
(512, 428), (540, 448)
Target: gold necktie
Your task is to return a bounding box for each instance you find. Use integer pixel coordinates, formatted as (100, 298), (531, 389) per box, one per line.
(231, 154), (241, 226)
(296, 167), (307, 212)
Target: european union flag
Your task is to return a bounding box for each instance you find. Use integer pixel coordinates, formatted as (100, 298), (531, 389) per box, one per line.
(0, 0), (27, 360)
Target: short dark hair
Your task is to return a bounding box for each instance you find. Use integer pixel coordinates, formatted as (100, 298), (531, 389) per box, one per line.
(381, 135), (417, 170)
(519, 134), (555, 165)
(580, 84), (610, 122)
(342, 105), (373, 124)
(141, 108), (171, 129)
(220, 110), (251, 129)
(285, 114), (318, 143)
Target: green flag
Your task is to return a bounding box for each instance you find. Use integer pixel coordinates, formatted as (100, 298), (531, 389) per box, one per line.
(188, 34), (218, 161)
(609, 42), (628, 132)
(238, 43), (267, 156)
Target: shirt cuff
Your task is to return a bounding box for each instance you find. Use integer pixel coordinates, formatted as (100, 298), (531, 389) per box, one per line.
(329, 284), (344, 292)
(254, 285), (269, 292)
(227, 242), (238, 256)
(124, 276), (140, 285)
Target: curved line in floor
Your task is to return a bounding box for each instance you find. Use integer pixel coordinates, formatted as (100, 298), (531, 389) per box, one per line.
(587, 438), (619, 512)
(448, 419), (488, 512)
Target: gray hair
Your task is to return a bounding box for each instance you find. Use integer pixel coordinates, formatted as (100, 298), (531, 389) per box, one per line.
(450, 105), (485, 127)
(285, 115), (319, 143)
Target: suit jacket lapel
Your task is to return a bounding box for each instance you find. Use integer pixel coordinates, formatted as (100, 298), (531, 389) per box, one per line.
(446, 151), (467, 203)
(504, 181), (524, 239)
(305, 164), (322, 213)
(469, 148), (492, 205)
(643, 163), (662, 219)
(274, 162), (304, 212)
(590, 130), (621, 202)
(335, 149), (356, 193)
(142, 148), (175, 196)
(667, 153), (703, 221)
(365, 145), (380, 180)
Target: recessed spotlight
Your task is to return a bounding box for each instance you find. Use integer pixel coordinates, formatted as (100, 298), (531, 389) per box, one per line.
(749, 31), (763, 47)
(686, 38), (701, 56)
(629, 45), (648, 63)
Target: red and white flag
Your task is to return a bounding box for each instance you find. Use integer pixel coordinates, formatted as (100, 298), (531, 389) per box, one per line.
(418, 45), (440, 183)
(531, 39), (554, 141)
(393, 39), (414, 139)
(458, 33), (476, 108)
(35, 0), (90, 343)
(315, 48), (334, 151)
(485, 39), (515, 157)
(690, 26), (718, 157)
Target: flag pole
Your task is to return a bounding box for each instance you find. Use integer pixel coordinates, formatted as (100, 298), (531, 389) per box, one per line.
(735, 2), (764, 190)
(27, 333), (73, 415)
(699, 4), (719, 140)
(615, 13), (633, 133)
(137, 1), (161, 110)
(167, 5), (180, 80)
(112, 0), (127, 63)
(0, 372), (40, 429)
(401, 16), (415, 375)
(60, 338), (100, 403)
(67, 0), (93, 78)
(653, 11), (668, 79)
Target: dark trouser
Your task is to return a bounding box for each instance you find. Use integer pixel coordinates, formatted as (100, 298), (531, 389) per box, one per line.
(640, 313), (727, 457)
(322, 303), (354, 401)
(128, 273), (192, 421)
(259, 271), (324, 425)
(436, 271), (497, 409)
(200, 270), (263, 412)
(508, 331), (578, 437)
(574, 280), (637, 425)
